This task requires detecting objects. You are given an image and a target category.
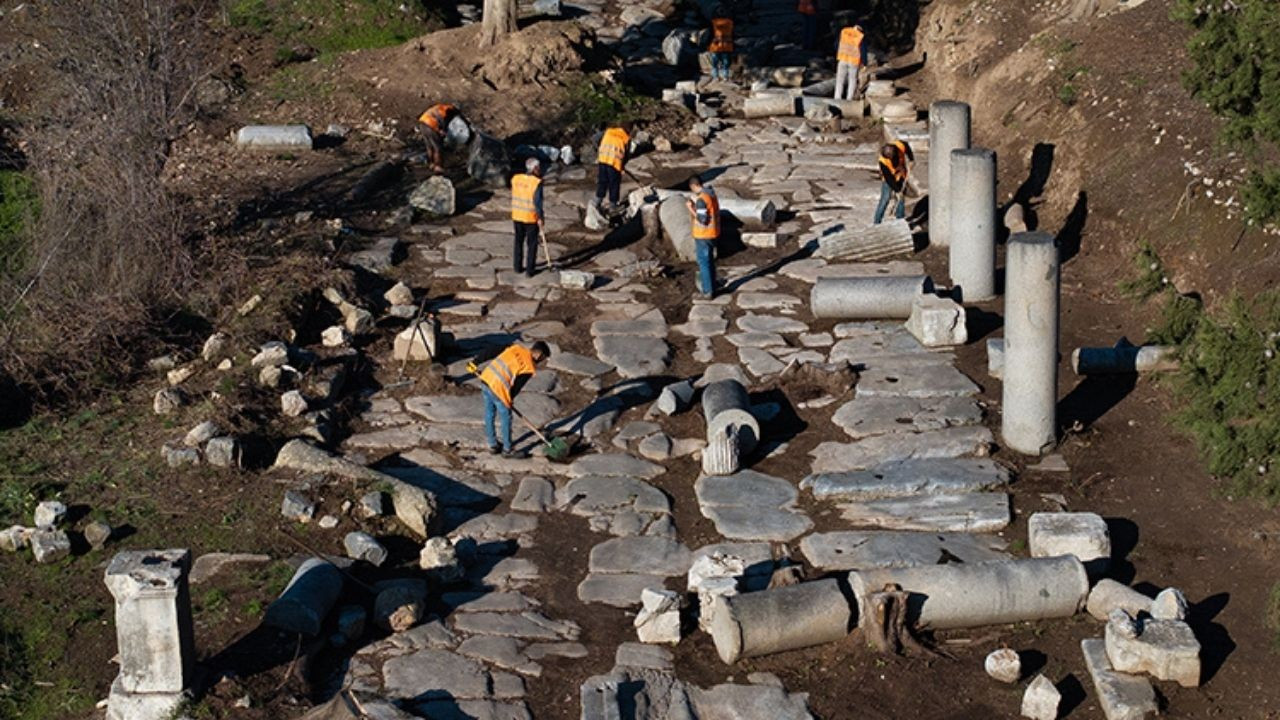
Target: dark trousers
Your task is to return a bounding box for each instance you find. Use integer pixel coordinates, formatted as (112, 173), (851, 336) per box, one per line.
(595, 163), (621, 205)
(513, 221), (539, 276)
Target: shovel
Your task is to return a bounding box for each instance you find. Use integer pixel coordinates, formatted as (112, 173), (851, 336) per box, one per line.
(538, 226), (560, 271)
(466, 360), (571, 460)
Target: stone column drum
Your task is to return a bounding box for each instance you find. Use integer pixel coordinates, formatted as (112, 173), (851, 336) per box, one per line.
(1001, 231), (1061, 455)
(105, 549), (195, 720)
(810, 275), (933, 319)
(701, 378), (760, 454)
(949, 147), (998, 301)
(927, 101), (972, 248)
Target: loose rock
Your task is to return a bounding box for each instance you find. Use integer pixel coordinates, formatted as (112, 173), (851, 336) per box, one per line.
(985, 648), (1021, 683)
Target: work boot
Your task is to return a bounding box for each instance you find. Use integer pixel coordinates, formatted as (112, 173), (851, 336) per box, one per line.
(502, 448), (530, 460)
(488, 445), (501, 455)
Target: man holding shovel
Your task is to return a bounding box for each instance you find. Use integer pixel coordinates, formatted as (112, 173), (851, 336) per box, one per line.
(477, 341), (550, 458)
(511, 157), (546, 278)
(873, 140), (914, 224)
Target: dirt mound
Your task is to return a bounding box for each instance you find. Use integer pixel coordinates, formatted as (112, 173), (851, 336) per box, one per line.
(400, 21), (596, 89)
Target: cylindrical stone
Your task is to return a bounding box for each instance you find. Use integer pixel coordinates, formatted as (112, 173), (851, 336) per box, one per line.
(235, 125), (313, 150)
(709, 578), (853, 663)
(743, 94), (799, 118)
(949, 147), (997, 301)
(849, 556), (1088, 630)
(811, 275), (934, 319)
(717, 196), (777, 229)
(1086, 579), (1154, 621)
(104, 549), (195, 694)
(263, 558), (343, 636)
(701, 379), (760, 453)
(927, 101), (972, 248)
(1072, 345), (1178, 375)
(1001, 232), (1060, 455)
(702, 429), (740, 476)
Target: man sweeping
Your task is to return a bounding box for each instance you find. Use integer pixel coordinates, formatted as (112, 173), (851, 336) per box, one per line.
(417, 103), (463, 173)
(478, 341), (550, 458)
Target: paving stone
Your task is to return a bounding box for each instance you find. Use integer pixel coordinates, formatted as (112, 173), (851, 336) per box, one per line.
(691, 684), (814, 720)
(588, 536), (692, 576)
(799, 530), (1009, 571)
(809, 426), (995, 473)
(569, 454), (665, 479)
(452, 612), (579, 641)
(1081, 638), (1158, 720)
(613, 421), (662, 447)
(577, 573), (670, 607)
(442, 592), (540, 614)
(736, 315), (810, 334)
(382, 648), (491, 700)
(725, 331), (788, 348)
(697, 363), (750, 387)
(696, 471), (799, 508)
(800, 332), (834, 347)
(694, 471), (812, 542)
(344, 426), (430, 450)
(510, 477), (555, 513)
(590, 319), (668, 338)
(557, 475), (671, 516)
(700, 506), (815, 542)
(802, 458), (1010, 500)
(832, 396), (983, 439)
(736, 293), (804, 310)
(382, 466), (502, 509)
(593, 335), (671, 378)
(525, 642), (588, 660)
(673, 319), (730, 337)
(739, 347), (787, 377)
(615, 642), (674, 671)
(855, 362), (980, 399)
(638, 433), (673, 461)
(451, 513), (539, 542)
(547, 352), (614, 377)
(457, 636), (542, 677)
(836, 492), (1011, 532)
(467, 557), (541, 588)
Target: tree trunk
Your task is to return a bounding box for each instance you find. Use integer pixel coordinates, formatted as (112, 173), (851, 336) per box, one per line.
(481, 0), (518, 46)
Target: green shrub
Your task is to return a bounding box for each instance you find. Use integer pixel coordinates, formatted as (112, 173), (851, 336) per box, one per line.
(221, 0), (439, 55)
(564, 77), (658, 134)
(1242, 168), (1280, 226)
(1118, 240), (1167, 301)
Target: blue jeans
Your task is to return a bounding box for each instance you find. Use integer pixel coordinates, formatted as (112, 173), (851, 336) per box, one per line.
(696, 239), (716, 295)
(874, 182), (905, 224)
(482, 386), (512, 451)
(711, 52), (731, 80)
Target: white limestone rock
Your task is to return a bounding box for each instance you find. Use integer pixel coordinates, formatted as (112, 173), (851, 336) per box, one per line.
(1020, 674), (1060, 720)
(984, 647), (1021, 684)
(634, 588), (682, 645)
(905, 294), (968, 347)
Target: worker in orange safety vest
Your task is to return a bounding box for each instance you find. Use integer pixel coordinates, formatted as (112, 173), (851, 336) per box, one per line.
(834, 24), (867, 101)
(510, 157), (546, 278)
(417, 103), (463, 173)
(594, 123), (631, 214)
(478, 341), (550, 457)
(708, 6), (735, 82)
(686, 175), (721, 298)
(874, 140), (914, 224)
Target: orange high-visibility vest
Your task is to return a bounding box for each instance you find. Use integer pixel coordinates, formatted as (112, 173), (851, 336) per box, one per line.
(479, 345), (536, 408)
(511, 173), (541, 224)
(418, 103), (456, 133)
(879, 141), (909, 184)
(710, 18), (734, 53)
(797, 0), (816, 15)
(838, 26), (865, 65)
(692, 189), (721, 240)
(597, 128), (629, 171)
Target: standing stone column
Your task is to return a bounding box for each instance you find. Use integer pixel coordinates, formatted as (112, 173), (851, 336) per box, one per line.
(949, 148), (998, 301)
(927, 101), (972, 248)
(105, 549), (195, 720)
(1001, 232), (1060, 455)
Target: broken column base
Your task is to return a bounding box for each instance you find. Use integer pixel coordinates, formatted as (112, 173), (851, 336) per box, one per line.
(107, 679), (187, 720)
(1105, 617), (1202, 688)
(709, 578), (852, 663)
(905, 295), (968, 347)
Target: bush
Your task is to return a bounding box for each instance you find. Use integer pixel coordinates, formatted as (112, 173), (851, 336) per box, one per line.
(564, 76), (658, 135)
(1117, 240), (1167, 301)
(1242, 168), (1280, 226)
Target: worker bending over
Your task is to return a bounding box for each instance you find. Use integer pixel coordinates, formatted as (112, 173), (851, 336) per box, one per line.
(417, 103), (463, 173)
(594, 123), (631, 215)
(874, 140), (914, 224)
(510, 158), (545, 278)
(687, 176), (721, 298)
(479, 342), (551, 457)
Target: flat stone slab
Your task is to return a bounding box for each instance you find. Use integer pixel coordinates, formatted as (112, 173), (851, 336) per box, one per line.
(695, 471), (812, 542)
(832, 396), (983, 439)
(557, 475), (671, 515)
(383, 466), (502, 508)
(547, 352), (614, 377)
(736, 293), (804, 310)
(856, 363), (980, 398)
(590, 319), (668, 337)
(568, 454), (665, 479)
(450, 513), (539, 542)
(810, 426), (995, 473)
(382, 649), (491, 701)
(696, 471), (799, 508)
(510, 477), (555, 513)
(593, 335), (671, 378)
(725, 332), (788, 348)
(1082, 638), (1158, 720)
(736, 315), (809, 334)
(452, 612), (579, 641)
(836, 492), (1011, 532)
(799, 531), (1009, 571)
(740, 347), (788, 377)
(442, 592), (541, 614)
(692, 542), (777, 587)
(802, 458), (1010, 500)
(577, 573), (670, 607)
(692, 683), (815, 720)
(403, 393), (559, 429)
(588, 537), (692, 576)
(701, 506), (815, 542)
(457, 636), (542, 676)
(673, 319), (729, 338)
(828, 333), (949, 368)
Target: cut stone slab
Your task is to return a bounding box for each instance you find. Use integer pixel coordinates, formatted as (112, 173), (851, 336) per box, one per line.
(736, 315), (810, 335)
(737, 293), (804, 310)
(557, 476), (671, 516)
(725, 332), (788, 349)
(568, 454), (665, 479)
(382, 648), (491, 700)
(802, 457), (1009, 500)
(1029, 512), (1111, 571)
(696, 471), (799, 508)
(452, 612), (579, 641)
(856, 363), (980, 398)
(1105, 617), (1201, 687)
(700, 506), (813, 542)
(547, 352), (613, 377)
(577, 573), (669, 607)
(810, 426), (995, 473)
(588, 537), (692, 576)
(1081, 638), (1158, 720)
(511, 477), (555, 513)
(590, 319), (668, 338)
(691, 683), (815, 720)
(836, 492), (1011, 532)
(799, 531), (1009, 571)
(831, 396), (982, 439)
(739, 347), (788, 377)
(613, 421), (662, 447)
(457, 636), (542, 677)
(443, 592), (540, 614)
(593, 335), (671, 378)
(615, 642), (674, 672)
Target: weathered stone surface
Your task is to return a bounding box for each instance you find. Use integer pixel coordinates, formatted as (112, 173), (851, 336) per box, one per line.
(375, 582), (427, 633)
(511, 477), (555, 513)
(697, 471), (798, 508)
(1021, 674), (1061, 720)
(588, 537), (692, 576)
(803, 458), (1009, 500)
(831, 396), (982, 439)
(558, 475), (671, 516)
(30, 529), (71, 563)
(736, 314), (809, 335)
(190, 552), (271, 584)
(343, 531), (388, 566)
(638, 432), (674, 461)
(281, 490), (315, 522)
(1106, 615), (1201, 687)
(1087, 580), (1154, 621)
(1081, 638), (1157, 720)
(726, 331), (788, 349)
(692, 683), (815, 720)
(0, 525), (30, 552)
(569, 454), (665, 479)
(799, 530), (1008, 571)
(694, 471), (812, 541)
(593, 335), (671, 378)
(856, 362), (980, 398)
(458, 635), (541, 677)
(348, 237), (402, 273)
(1028, 512), (1111, 569)
(33, 500), (66, 529)
(577, 573), (669, 607)
(739, 347), (788, 377)
(1151, 587), (1189, 621)
(809, 426), (994, 473)
(906, 294), (969, 347)
(382, 648), (491, 700)
(635, 588), (683, 645)
(409, 176), (456, 216)
(453, 611), (579, 641)
(985, 648), (1022, 683)
(836, 492), (1011, 532)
